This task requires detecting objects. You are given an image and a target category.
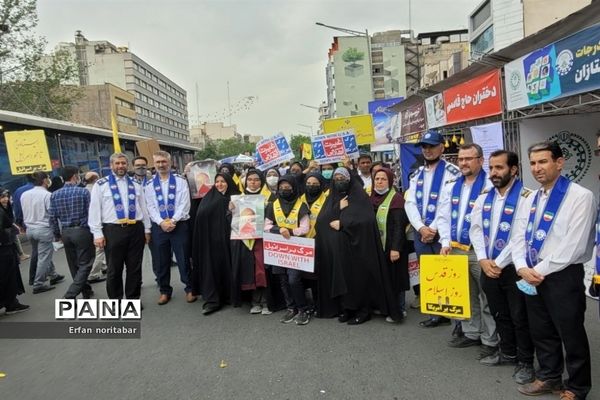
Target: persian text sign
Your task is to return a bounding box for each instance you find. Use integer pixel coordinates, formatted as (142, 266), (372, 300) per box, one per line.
(420, 254), (470, 319)
(311, 130), (359, 165)
(263, 233), (315, 273)
(4, 130), (52, 175)
(400, 102), (427, 136)
(504, 23), (600, 110)
(254, 134), (294, 171)
(322, 114), (375, 145)
(443, 69), (502, 125)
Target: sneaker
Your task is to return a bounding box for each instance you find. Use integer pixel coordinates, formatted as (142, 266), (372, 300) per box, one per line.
(513, 362), (535, 385)
(385, 315), (404, 323)
(295, 310), (310, 325)
(280, 309), (298, 323)
(410, 295), (420, 309)
(478, 344), (498, 360)
(261, 308), (273, 315)
(517, 378), (563, 395)
(32, 285), (55, 294)
(480, 351), (517, 366)
(448, 336), (482, 348)
(250, 305), (263, 314)
(50, 274), (65, 285)
(5, 302), (30, 315)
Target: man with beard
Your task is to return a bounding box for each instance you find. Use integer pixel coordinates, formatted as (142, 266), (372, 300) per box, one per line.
(405, 131), (460, 327)
(144, 151), (194, 305)
(511, 142), (596, 399)
(88, 153), (151, 300)
(468, 150), (535, 384)
(438, 143), (498, 360)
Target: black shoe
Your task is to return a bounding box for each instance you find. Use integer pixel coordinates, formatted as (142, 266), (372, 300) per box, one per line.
(347, 313), (371, 325)
(448, 336), (482, 348)
(5, 302), (30, 315)
(33, 286), (55, 294)
(87, 277), (106, 284)
(419, 316), (451, 328)
(451, 322), (464, 338)
(478, 344), (498, 359)
(50, 274), (65, 285)
(513, 362), (535, 385)
(337, 310), (354, 323)
(202, 303), (221, 315)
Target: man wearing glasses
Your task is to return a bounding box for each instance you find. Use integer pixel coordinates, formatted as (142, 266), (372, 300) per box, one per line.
(438, 143), (499, 360)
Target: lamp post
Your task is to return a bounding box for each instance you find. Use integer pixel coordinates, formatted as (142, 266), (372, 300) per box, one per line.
(315, 22), (374, 99)
(297, 123), (314, 135)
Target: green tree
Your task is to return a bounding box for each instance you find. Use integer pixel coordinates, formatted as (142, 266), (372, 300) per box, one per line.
(195, 137), (256, 161)
(0, 0), (82, 119)
(341, 47), (364, 65)
(290, 134), (311, 160)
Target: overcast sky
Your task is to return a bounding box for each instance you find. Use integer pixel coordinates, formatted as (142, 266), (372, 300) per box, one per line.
(36, 0), (481, 138)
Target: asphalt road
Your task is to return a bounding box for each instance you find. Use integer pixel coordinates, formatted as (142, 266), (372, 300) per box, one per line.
(1, 245), (598, 400)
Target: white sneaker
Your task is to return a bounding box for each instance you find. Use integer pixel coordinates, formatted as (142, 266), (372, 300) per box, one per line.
(261, 308), (273, 315)
(250, 305), (262, 314)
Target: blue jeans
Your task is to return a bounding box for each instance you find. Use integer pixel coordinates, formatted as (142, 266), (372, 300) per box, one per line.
(27, 225), (56, 289)
(150, 221), (191, 296)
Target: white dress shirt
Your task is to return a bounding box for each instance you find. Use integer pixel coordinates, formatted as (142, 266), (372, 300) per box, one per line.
(469, 180), (531, 268)
(438, 174), (493, 248)
(511, 180), (597, 276)
(405, 161), (461, 232)
(88, 174), (151, 239)
(359, 172), (372, 190)
(143, 174), (191, 225)
(21, 186), (52, 229)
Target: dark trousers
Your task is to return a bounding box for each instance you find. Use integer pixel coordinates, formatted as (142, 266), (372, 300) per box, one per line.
(150, 221), (191, 296)
(525, 264), (590, 398)
(481, 264), (533, 363)
(62, 227), (94, 298)
(413, 231), (441, 296)
(103, 222), (145, 299)
(278, 269), (308, 311)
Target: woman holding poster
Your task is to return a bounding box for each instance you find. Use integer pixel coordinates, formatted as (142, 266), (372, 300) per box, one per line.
(370, 168), (411, 322)
(315, 167), (400, 324)
(191, 173), (240, 315)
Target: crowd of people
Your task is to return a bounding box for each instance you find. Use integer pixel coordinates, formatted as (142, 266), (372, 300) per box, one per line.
(0, 132), (599, 399)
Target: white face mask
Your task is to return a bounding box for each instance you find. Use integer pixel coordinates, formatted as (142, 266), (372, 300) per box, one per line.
(246, 186), (261, 194)
(374, 187), (389, 195)
(266, 176), (279, 187)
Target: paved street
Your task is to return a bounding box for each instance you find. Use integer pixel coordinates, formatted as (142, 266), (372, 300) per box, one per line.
(1, 245), (599, 400)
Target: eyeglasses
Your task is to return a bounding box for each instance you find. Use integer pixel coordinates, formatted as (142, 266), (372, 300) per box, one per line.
(457, 156), (481, 162)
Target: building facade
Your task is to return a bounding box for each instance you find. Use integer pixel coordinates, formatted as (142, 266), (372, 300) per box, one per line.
(57, 31), (189, 143)
(418, 30), (470, 89)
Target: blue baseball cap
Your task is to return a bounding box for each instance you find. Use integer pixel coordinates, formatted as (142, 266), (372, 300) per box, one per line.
(417, 131), (444, 146)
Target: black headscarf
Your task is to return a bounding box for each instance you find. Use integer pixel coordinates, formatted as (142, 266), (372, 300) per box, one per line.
(303, 172), (326, 204)
(218, 163), (237, 177)
(265, 174), (309, 227)
(0, 187), (15, 229)
(243, 168), (265, 194)
(288, 161), (306, 194)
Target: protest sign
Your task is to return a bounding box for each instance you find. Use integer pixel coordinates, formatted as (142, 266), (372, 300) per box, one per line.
(420, 254), (470, 319)
(230, 194), (265, 240)
(322, 114), (375, 145)
(254, 134), (294, 171)
(311, 130), (359, 165)
(185, 159), (217, 199)
(4, 130), (52, 175)
(263, 232), (315, 273)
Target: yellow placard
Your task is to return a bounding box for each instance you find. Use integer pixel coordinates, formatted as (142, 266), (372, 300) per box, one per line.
(420, 254), (470, 319)
(4, 130), (52, 175)
(322, 114), (375, 145)
(301, 143), (312, 160)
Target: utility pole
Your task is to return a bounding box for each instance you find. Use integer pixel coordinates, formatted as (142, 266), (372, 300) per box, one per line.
(227, 81), (232, 126)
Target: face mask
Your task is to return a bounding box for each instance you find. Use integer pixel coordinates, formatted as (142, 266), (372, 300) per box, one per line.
(266, 176), (279, 187)
(290, 170), (301, 176)
(134, 167), (147, 176)
(46, 178), (52, 188)
(334, 180), (350, 193)
(246, 186), (261, 194)
(305, 185), (321, 196)
(278, 189), (294, 200)
(374, 187), (390, 195)
(322, 170), (333, 179)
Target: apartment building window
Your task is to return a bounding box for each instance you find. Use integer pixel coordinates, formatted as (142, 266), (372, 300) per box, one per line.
(471, 0), (491, 32)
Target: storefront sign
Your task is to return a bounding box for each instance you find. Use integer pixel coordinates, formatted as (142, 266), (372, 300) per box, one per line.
(504, 23), (600, 110)
(399, 102), (427, 136)
(443, 69), (502, 125)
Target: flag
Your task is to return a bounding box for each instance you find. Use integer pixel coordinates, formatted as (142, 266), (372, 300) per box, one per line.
(302, 143), (312, 160)
(111, 112), (122, 153)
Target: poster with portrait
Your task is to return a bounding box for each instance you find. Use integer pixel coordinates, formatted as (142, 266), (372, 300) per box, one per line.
(185, 159), (217, 199)
(230, 194), (265, 240)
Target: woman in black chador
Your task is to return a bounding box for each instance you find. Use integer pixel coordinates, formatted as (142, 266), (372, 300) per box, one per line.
(191, 173), (240, 315)
(314, 167), (400, 324)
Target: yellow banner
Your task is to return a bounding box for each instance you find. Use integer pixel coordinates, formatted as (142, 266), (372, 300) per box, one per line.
(301, 143), (312, 160)
(4, 130), (52, 175)
(111, 112), (122, 153)
(420, 254), (470, 319)
(322, 114), (375, 145)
